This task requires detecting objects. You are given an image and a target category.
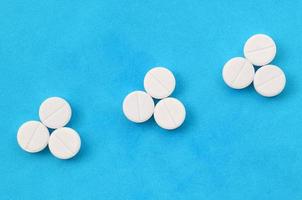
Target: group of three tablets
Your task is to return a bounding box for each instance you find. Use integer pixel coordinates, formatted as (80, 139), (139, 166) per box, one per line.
(17, 97), (81, 160)
(223, 34), (286, 97)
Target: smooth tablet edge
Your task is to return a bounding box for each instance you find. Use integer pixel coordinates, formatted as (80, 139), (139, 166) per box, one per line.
(17, 121), (49, 153)
(254, 65), (286, 97)
(39, 97), (72, 129)
(243, 34), (277, 66)
(144, 67), (176, 99)
(222, 57), (255, 89)
(123, 91), (154, 123)
(154, 98), (186, 130)
(49, 128), (81, 159)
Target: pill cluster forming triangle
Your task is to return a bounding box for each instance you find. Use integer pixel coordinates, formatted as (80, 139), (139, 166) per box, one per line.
(17, 97), (81, 160)
(123, 67), (186, 130)
(222, 34), (286, 97)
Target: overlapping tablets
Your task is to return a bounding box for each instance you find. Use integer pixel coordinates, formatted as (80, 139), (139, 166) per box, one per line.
(123, 67), (186, 130)
(222, 34), (286, 97)
(17, 97), (81, 159)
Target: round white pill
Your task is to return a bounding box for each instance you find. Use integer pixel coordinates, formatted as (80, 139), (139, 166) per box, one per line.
(17, 121), (50, 153)
(244, 34), (276, 66)
(253, 65), (286, 97)
(154, 97), (186, 130)
(123, 91), (154, 123)
(48, 127), (81, 159)
(222, 57), (255, 89)
(144, 67), (176, 99)
(39, 97), (72, 129)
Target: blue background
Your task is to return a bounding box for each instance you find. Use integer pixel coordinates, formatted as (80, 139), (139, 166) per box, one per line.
(0, 0), (302, 199)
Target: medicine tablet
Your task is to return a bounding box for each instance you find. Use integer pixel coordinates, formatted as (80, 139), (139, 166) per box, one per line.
(253, 65), (286, 97)
(154, 97), (186, 130)
(222, 57), (255, 89)
(48, 127), (81, 159)
(144, 67), (176, 99)
(244, 34), (276, 66)
(39, 97), (72, 129)
(123, 91), (154, 123)
(17, 121), (50, 153)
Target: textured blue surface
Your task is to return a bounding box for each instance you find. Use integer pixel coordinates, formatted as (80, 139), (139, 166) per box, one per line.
(1, 1), (302, 199)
